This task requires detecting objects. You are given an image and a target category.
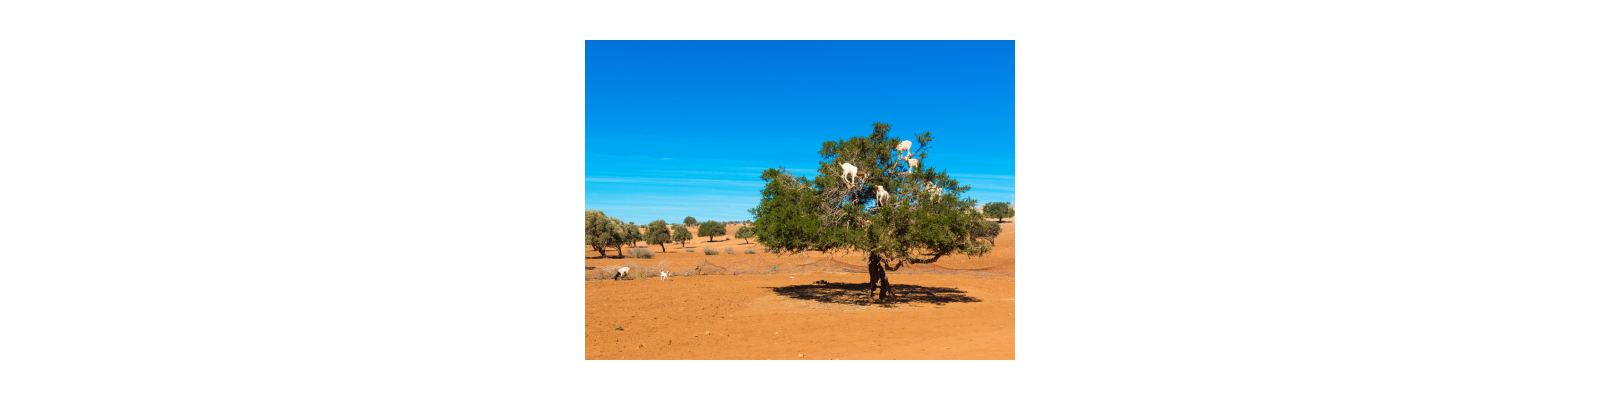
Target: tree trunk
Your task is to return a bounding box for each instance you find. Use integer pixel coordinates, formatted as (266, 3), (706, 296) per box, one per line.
(867, 252), (894, 302)
(593, 245), (607, 258)
(659, 243), (666, 252)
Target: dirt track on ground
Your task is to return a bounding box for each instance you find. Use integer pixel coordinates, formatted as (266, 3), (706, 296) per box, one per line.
(585, 218), (1015, 359)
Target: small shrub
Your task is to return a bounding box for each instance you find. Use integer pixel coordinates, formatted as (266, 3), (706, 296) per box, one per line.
(686, 247), (696, 252)
(631, 248), (653, 259)
(724, 247), (734, 254)
(702, 248), (719, 255)
(743, 248), (756, 254)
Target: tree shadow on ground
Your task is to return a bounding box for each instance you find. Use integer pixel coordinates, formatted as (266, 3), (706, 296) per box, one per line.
(764, 282), (982, 307)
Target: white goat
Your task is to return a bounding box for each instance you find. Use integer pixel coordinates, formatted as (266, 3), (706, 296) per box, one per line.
(659, 270), (670, 281)
(875, 185), (890, 207)
(840, 163), (860, 185)
(924, 182), (942, 195)
(896, 140), (912, 155)
(905, 157), (918, 170)
(613, 266), (631, 281)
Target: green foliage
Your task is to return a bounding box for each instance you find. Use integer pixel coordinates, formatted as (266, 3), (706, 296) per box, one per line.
(671, 224), (694, 247)
(645, 220), (672, 251)
(683, 216), (697, 226)
(697, 220), (727, 241)
(584, 209), (626, 258)
(973, 220), (1001, 244)
(748, 122), (992, 301)
(749, 122), (991, 260)
(983, 202), (1015, 223)
(734, 224), (756, 244)
(621, 222), (644, 247)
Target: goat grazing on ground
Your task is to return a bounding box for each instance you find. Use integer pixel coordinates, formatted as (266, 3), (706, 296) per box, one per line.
(613, 266), (631, 280)
(659, 270), (670, 281)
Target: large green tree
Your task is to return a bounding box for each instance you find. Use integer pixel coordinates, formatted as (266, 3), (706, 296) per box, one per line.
(749, 122), (992, 302)
(645, 219), (672, 252)
(671, 224), (694, 247)
(697, 220), (726, 241)
(683, 216), (697, 226)
(982, 202), (1014, 223)
(584, 209), (626, 258)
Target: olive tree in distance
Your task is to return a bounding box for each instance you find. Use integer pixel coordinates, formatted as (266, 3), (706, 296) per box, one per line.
(697, 220), (726, 242)
(645, 220), (672, 252)
(982, 202), (1014, 223)
(671, 224), (694, 247)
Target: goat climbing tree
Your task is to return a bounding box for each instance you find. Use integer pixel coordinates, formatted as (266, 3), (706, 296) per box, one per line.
(748, 122), (992, 302)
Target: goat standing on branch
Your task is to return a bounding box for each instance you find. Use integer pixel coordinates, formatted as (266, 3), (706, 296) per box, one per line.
(749, 122), (991, 302)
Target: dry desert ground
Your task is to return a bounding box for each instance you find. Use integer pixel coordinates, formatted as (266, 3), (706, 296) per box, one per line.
(585, 217), (1016, 360)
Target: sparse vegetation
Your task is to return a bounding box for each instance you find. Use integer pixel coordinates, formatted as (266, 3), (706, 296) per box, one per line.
(724, 247), (734, 254)
(702, 248), (719, 255)
(743, 248), (756, 254)
(630, 248), (654, 258)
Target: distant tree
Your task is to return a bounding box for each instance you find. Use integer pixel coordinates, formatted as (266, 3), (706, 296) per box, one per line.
(749, 122), (991, 301)
(734, 223), (756, 244)
(584, 209), (625, 258)
(622, 222), (643, 247)
(645, 220), (672, 252)
(972, 220), (1001, 245)
(683, 216), (697, 226)
(983, 202), (1015, 223)
(671, 224), (694, 247)
(697, 220), (726, 242)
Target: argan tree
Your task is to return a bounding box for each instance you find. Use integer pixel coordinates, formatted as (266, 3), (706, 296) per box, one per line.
(683, 216), (697, 226)
(645, 219), (672, 252)
(622, 222), (644, 247)
(982, 202), (1014, 223)
(973, 220), (1001, 245)
(749, 122), (992, 302)
(584, 209), (625, 258)
(735, 224), (756, 244)
(671, 224), (694, 247)
(697, 220), (726, 242)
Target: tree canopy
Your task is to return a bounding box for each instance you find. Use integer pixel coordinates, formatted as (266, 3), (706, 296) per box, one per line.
(584, 209), (627, 258)
(734, 223), (756, 244)
(697, 220), (726, 241)
(748, 122), (991, 301)
(645, 219), (672, 252)
(683, 216), (697, 226)
(983, 202), (1014, 223)
(671, 224), (694, 247)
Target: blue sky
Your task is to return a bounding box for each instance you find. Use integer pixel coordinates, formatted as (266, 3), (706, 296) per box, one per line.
(586, 40), (1015, 225)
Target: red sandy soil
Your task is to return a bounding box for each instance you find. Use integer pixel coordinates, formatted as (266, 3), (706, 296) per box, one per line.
(585, 218), (1016, 359)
